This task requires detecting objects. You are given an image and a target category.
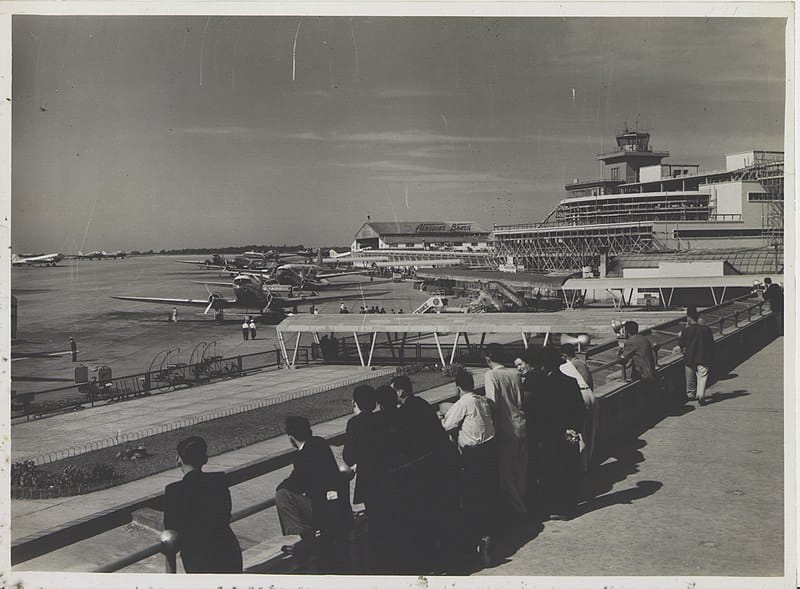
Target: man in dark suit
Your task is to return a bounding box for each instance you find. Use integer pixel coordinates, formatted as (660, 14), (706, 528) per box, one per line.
(163, 436), (242, 573)
(619, 321), (658, 384)
(763, 277), (783, 335)
(342, 385), (378, 505)
(390, 375), (459, 572)
(275, 416), (352, 570)
(391, 374), (450, 456)
(530, 347), (586, 520)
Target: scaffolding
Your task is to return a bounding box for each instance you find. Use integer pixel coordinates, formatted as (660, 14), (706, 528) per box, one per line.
(493, 157), (783, 272)
(493, 222), (661, 273)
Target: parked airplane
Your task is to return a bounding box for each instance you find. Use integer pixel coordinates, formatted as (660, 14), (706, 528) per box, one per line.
(11, 252), (64, 267)
(274, 264), (371, 290)
(72, 250), (127, 260)
(112, 274), (386, 322)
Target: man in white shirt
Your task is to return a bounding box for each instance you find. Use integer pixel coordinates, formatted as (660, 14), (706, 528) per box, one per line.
(484, 343), (528, 516)
(442, 368), (497, 566)
(560, 343), (599, 473)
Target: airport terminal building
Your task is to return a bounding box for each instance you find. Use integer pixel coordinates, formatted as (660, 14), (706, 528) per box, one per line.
(352, 221), (491, 252)
(493, 129), (784, 273)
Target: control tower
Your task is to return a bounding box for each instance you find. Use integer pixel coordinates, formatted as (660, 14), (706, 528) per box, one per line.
(598, 127), (670, 183)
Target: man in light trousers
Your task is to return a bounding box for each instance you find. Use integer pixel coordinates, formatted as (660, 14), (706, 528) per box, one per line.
(484, 343), (528, 515)
(678, 306), (715, 406)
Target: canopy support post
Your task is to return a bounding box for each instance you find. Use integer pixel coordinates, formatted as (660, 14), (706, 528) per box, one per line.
(367, 332), (378, 367)
(353, 331), (365, 367)
(433, 332), (447, 367)
(291, 332), (302, 368)
(450, 332), (460, 364)
(277, 331), (291, 369)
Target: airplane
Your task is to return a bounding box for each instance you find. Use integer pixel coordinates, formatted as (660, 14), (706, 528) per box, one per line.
(71, 250), (126, 260)
(112, 273), (388, 323)
(11, 252), (64, 267)
(274, 264), (372, 290)
(176, 249), (304, 271)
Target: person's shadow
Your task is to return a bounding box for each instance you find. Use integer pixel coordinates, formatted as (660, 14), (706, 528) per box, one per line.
(473, 438), (653, 572)
(584, 437), (647, 499)
(704, 389), (749, 406)
(575, 480), (662, 517)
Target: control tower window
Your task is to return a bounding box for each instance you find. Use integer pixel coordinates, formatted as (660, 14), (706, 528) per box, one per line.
(610, 167), (620, 181)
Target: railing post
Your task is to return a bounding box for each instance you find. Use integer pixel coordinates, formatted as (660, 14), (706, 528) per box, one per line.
(161, 530), (178, 573)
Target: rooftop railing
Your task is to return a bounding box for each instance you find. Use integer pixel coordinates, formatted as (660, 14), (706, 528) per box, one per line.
(12, 347), (314, 425)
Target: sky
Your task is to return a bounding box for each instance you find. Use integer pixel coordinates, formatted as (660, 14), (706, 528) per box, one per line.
(11, 16), (787, 252)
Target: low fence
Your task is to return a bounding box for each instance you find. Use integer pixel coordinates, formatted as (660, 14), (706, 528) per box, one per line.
(12, 295), (776, 572)
(11, 348), (314, 421)
(17, 368), (396, 467)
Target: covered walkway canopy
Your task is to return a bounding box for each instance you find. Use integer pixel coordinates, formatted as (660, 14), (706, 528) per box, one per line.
(275, 310), (684, 368)
(415, 268), (573, 291)
(561, 274), (772, 309)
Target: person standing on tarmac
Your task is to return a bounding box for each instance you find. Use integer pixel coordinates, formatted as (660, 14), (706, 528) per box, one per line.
(70, 337), (78, 362)
(241, 319), (250, 341)
(249, 318), (257, 340)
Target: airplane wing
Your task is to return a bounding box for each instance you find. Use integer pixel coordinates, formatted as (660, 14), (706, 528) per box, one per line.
(176, 260), (229, 268)
(315, 270), (370, 279)
(190, 280), (238, 289)
(277, 290), (391, 307)
(112, 295), (237, 307)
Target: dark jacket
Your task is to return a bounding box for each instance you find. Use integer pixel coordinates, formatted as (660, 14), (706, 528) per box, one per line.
(399, 395), (450, 459)
(679, 323), (715, 368)
(343, 412), (380, 504)
(529, 370), (586, 449)
(163, 470), (242, 573)
(764, 283), (783, 311)
(622, 334), (658, 381)
(278, 436), (352, 529)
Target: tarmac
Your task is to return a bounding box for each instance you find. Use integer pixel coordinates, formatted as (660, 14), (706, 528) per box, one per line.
(11, 338), (785, 577)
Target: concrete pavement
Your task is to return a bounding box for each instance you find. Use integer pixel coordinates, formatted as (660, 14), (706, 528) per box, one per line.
(478, 337), (784, 576)
(12, 364), (394, 463)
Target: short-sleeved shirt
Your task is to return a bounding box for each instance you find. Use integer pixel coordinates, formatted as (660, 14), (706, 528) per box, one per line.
(242, 322), (249, 329)
(442, 393), (495, 449)
(484, 366), (527, 440)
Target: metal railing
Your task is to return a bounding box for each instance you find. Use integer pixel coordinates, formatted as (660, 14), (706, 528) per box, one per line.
(95, 494), (282, 573)
(11, 348), (315, 420)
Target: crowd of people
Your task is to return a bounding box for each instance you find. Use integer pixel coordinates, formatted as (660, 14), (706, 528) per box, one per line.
(160, 289), (791, 574)
(270, 343), (604, 574)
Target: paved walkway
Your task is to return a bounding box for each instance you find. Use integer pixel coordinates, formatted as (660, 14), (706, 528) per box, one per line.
(479, 337), (784, 577)
(12, 364), (394, 463)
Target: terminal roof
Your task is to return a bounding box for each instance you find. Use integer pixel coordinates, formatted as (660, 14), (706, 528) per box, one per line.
(276, 309), (684, 335)
(414, 269), (574, 289)
(562, 274), (772, 290)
